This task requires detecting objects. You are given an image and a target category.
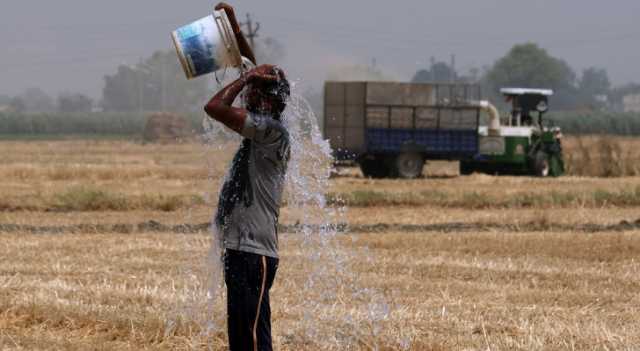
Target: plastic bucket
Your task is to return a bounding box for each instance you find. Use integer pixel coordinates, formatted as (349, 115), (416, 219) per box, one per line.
(171, 10), (242, 79)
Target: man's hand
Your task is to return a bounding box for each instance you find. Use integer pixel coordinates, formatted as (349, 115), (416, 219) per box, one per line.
(245, 64), (279, 84)
(215, 2), (241, 34)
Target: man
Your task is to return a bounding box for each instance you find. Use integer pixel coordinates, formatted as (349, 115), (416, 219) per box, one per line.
(204, 3), (291, 350)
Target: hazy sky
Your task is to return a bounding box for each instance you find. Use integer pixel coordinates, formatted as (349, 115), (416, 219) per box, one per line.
(2, 0), (639, 99)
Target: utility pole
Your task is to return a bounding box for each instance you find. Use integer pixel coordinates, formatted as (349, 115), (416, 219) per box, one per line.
(137, 60), (144, 113)
(450, 54), (456, 83)
(429, 56), (436, 81)
(161, 57), (166, 111)
(241, 13), (260, 49)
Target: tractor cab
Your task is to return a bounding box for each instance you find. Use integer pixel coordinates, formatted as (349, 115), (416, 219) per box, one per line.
(500, 88), (553, 128)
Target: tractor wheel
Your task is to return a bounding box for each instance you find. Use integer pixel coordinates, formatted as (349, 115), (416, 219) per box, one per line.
(359, 158), (389, 178)
(533, 151), (550, 177)
(395, 152), (424, 179)
(459, 161), (474, 175)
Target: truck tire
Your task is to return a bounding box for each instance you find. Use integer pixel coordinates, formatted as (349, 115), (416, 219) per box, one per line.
(534, 151), (550, 177)
(395, 152), (424, 179)
(359, 158), (389, 178)
(459, 161), (474, 175)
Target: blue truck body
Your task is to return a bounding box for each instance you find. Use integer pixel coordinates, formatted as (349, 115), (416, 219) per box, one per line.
(366, 127), (478, 156)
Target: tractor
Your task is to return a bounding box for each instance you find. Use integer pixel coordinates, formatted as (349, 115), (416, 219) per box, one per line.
(460, 88), (565, 177)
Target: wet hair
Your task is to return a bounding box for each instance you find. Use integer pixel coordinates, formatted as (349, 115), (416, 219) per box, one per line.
(251, 67), (290, 118)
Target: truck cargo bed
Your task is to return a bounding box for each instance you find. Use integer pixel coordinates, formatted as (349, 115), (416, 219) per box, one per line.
(323, 81), (481, 161)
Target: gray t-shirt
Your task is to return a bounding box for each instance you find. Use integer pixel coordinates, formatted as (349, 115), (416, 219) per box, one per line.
(216, 113), (290, 258)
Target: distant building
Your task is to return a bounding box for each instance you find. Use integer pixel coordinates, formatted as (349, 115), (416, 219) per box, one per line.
(622, 93), (640, 112)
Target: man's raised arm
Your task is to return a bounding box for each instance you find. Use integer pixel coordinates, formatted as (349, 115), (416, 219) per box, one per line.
(203, 77), (248, 133)
(204, 65), (278, 133)
(215, 2), (257, 66)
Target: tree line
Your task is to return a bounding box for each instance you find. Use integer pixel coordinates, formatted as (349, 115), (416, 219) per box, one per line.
(412, 43), (635, 112)
(2, 41), (640, 138)
(0, 36), (286, 115)
(0, 88), (94, 114)
(0, 50), (210, 115)
(2, 42), (635, 114)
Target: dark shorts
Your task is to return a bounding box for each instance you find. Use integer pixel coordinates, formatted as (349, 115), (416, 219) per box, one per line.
(224, 249), (278, 351)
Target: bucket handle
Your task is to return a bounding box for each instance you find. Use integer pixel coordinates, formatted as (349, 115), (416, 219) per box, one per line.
(215, 12), (235, 52)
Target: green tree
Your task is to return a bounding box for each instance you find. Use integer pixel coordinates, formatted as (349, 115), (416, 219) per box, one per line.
(19, 87), (55, 113)
(412, 61), (457, 83)
(578, 67), (610, 109)
(486, 43), (578, 109)
(9, 97), (26, 113)
(58, 93), (94, 113)
(102, 50), (209, 112)
(102, 65), (142, 112)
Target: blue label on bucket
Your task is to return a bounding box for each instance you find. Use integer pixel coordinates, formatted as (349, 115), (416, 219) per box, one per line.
(173, 15), (222, 78)
(176, 24), (199, 40)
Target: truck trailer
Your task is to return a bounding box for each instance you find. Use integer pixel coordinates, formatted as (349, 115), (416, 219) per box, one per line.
(323, 81), (483, 178)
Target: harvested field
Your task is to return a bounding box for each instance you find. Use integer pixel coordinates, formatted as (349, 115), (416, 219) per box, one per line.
(1, 140), (640, 350)
(2, 231), (640, 350)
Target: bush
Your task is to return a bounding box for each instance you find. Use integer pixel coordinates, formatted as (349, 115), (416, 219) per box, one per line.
(53, 186), (128, 211)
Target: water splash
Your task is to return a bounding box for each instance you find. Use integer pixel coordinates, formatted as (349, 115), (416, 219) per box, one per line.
(281, 88), (398, 348)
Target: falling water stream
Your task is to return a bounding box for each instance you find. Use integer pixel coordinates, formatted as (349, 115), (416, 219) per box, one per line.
(167, 80), (411, 349)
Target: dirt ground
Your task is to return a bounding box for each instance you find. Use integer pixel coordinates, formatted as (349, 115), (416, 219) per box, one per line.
(1, 140), (639, 350)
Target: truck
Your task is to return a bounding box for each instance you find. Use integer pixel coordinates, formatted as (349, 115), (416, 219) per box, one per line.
(323, 82), (564, 178)
(323, 81), (483, 178)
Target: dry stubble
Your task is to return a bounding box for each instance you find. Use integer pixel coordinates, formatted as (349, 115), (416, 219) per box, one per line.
(1, 140), (640, 350)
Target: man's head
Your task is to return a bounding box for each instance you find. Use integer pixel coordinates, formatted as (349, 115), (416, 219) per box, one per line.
(244, 66), (290, 119)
